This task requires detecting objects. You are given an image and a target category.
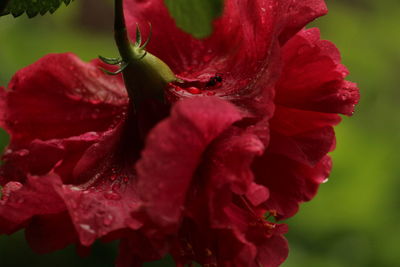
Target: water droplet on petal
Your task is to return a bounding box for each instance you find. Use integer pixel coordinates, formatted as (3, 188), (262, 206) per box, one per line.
(322, 178), (329, 184)
(103, 214), (114, 226)
(15, 149), (29, 157)
(70, 186), (81, 191)
(79, 224), (95, 234)
(110, 174), (117, 181)
(187, 87), (201, 94)
(340, 93), (349, 101)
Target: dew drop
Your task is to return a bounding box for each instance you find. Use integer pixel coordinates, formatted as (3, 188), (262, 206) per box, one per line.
(187, 87), (201, 94)
(79, 224), (95, 234)
(15, 149), (29, 157)
(340, 93), (349, 101)
(103, 214), (114, 226)
(110, 174), (117, 181)
(322, 178), (329, 184)
(5, 181), (23, 191)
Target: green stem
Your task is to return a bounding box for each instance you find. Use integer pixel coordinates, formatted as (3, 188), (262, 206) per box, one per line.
(114, 0), (134, 62)
(112, 0), (176, 115)
(114, 0), (137, 104)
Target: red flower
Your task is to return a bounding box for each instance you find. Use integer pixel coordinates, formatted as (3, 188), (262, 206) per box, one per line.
(0, 0), (359, 266)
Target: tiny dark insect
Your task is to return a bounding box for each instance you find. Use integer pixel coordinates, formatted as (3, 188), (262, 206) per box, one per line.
(206, 73), (223, 87)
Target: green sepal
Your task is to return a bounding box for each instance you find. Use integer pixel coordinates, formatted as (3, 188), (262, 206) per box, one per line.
(140, 23), (152, 50)
(100, 62), (129, 76)
(135, 24), (142, 47)
(133, 23), (152, 49)
(98, 55), (123, 65)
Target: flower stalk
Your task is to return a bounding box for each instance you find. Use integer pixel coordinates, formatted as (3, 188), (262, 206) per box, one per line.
(114, 0), (134, 63)
(111, 0), (177, 113)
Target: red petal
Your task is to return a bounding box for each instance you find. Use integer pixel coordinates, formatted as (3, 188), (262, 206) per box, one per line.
(276, 28), (360, 115)
(1, 131), (102, 184)
(125, 0), (287, 117)
(52, 124), (143, 246)
(0, 176), (80, 253)
(136, 97), (243, 228)
(269, 106), (339, 167)
(25, 211), (78, 254)
(271, 105), (341, 134)
(254, 154), (332, 219)
(207, 127), (266, 196)
(56, 181), (141, 246)
(279, 0), (328, 43)
(0, 174), (65, 234)
(116, 232), (166, 267)
(169, 127), (288, 266)
(2, 53), (127, 145)
(256, 235), (289, 267)
(246, 183), (270, 207)
(125, 0), (282, 73)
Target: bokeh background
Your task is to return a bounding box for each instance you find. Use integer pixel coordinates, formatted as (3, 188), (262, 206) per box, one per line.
(0, 0), (399, 266)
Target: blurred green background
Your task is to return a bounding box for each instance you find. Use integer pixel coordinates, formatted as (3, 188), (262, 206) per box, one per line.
(0, 0), (399, 266)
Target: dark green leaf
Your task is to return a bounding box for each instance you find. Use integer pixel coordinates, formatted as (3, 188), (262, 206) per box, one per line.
(164, 0), (223, 39)
(1, 0), (73, 18)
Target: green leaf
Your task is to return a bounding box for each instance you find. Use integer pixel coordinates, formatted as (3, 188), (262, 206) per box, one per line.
(164, 0), (223, 39)
(1, 0), (73, 18)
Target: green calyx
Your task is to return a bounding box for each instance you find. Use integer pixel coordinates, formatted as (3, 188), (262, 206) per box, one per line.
(123, 24), (177, 102)
(100, 1), (177, 109)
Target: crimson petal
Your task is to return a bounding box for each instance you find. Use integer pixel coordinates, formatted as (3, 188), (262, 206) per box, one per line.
(276, 28), (360, 115)
(1, 53), (127, 145)
(136, 97), (243, 228)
